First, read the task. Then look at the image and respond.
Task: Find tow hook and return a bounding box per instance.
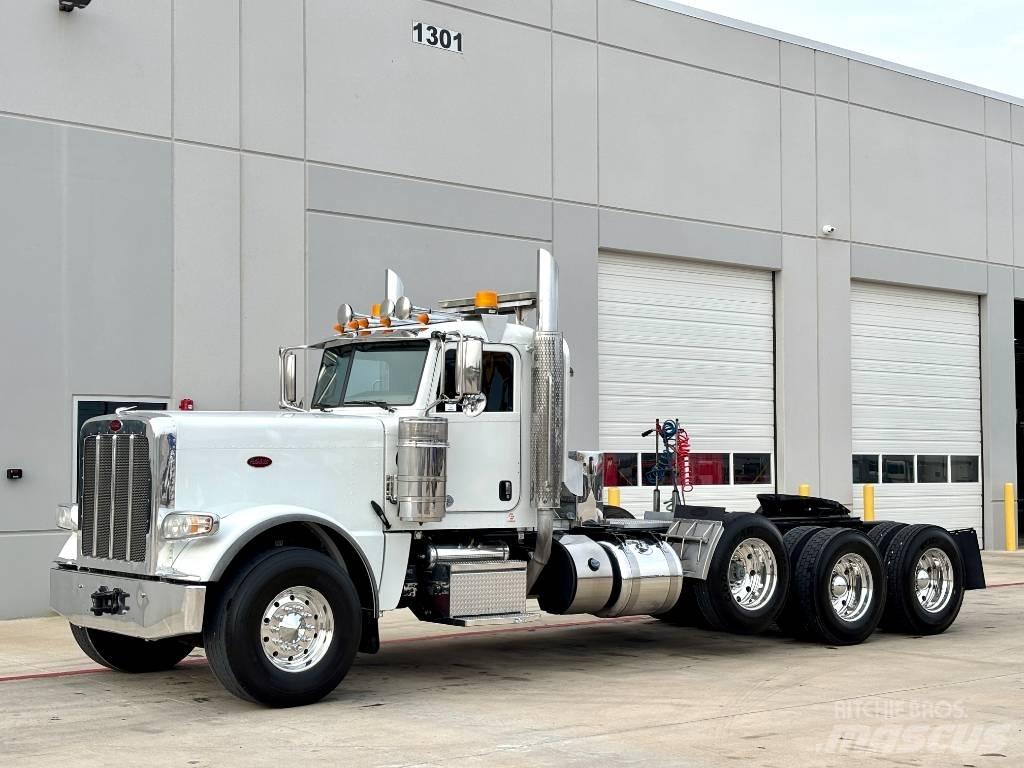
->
[90,586,129,616]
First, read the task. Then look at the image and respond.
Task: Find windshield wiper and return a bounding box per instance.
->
[343,400,396,413]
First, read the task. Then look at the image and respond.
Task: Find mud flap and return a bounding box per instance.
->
[949,528,986,590]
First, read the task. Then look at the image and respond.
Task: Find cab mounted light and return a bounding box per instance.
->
[475,290,499,309]
[56,504,78,532]
[162,513,219,540]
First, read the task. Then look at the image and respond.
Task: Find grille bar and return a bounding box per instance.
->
[79,431,152,563]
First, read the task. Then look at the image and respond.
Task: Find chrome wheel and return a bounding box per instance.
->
[829,553,874,623]
[727,537,779,611]
[260,586,334,673]
[915,547,955,614]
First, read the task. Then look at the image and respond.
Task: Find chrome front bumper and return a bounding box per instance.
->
[50,566,206,639]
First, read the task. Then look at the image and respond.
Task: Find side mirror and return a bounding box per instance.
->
[456,337,483,398]
[283,351,298,405]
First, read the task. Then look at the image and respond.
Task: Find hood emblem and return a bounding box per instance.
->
[247,456,273,468]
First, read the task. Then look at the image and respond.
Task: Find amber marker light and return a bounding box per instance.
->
[371,303,382,317]
[332,323,343,334]
[357,318,369,328]
[475,290,499,309]
[380,316,392,327]
[417,313,430,324]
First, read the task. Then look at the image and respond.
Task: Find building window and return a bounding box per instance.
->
[951,455,980,483]
[603,453,638,487]
[917,455,948,483]
[733,453,771,485]
[690,453,731,486]
[852,455,879,484]
[881,455,914,483]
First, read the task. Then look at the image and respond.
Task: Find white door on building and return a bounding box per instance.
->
[597,252,776,516]
[850,282,983,542]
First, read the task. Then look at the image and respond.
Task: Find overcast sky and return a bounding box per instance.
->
[676,0,1024,99]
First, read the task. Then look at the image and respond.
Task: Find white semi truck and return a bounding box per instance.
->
[51,250,985,707]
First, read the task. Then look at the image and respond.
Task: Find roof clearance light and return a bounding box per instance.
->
[417,313,430,325]
[332,323,343,334]
[475,290,499,309]
[357,318,369,329]
[371,303,382,317]
[381,317,392,327]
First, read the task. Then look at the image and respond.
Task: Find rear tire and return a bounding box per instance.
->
[880,524,965,635]
[867,521,907,557]
[692,514,789,634]
[774,525,822,636]
[203,547,362,707]
[69,624,194,672]
[790,528,885,645]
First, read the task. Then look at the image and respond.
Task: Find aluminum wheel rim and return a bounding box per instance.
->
[727,538,779,611]
[260,586,334,673]
[829,553,874,623]
[915,547,955,614]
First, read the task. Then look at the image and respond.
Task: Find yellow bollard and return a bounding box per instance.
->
[606,487,621,508]
[1005,483,1017,552]
[798,484,810,497]
[863,484,875,522]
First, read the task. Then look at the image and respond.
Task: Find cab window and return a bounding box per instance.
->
[440,349,515,412]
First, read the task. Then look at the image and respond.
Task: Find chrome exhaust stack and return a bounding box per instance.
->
[528,248,564,590]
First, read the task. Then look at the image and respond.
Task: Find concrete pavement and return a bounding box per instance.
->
[1,553,1023,767]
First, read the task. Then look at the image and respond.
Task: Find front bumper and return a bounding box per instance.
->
[50,566,206,639]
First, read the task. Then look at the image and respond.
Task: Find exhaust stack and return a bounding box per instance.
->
[528,248,564,589]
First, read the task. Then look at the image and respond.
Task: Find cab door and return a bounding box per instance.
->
[437,344,521,513]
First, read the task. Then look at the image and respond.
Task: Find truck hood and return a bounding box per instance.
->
[161,410,390,516]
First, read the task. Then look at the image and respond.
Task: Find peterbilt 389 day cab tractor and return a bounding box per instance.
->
[51,250,985,707]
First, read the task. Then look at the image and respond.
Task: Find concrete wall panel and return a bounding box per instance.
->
[307,164,552,241]
[849,106,986,259]
[1015,145,1024,268]
[780,42,814,94]
[599,0,780,85]
[850,244,988,295]
[599,46,781,230]
[553,35,598,204]
[816,239,852,505]
[775,236,819,494]
[815,51,848,101]
[0,117,68,534]
[241,0,304,158]
[173,144,240,410]
[553,0,597,39]
[985,98,1012,141]
[436,0,550,28]
[173,0,239,146]
[849,61,984,134]
[306,0,551,196]
[66,129,174,398]
[598,209,782,270]
[816,97,850,238]
[0,0,172,136]
[0,532,68,619]
[241,156,306,410]
[987,139,1014,265]
[781,90,816,236]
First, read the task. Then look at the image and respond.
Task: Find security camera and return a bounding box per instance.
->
[59,0,91,11]
[821,224,836,236]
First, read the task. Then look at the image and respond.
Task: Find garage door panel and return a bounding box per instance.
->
[600,252,775,513]
[851,281,982,539]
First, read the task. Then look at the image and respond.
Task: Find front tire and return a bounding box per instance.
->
[692,514,790,634]
[69,624,194,672]
[203,547,362,707]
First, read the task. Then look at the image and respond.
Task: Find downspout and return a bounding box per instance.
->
[528,248,564,590]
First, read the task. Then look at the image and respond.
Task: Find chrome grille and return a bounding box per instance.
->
[80,434,152,562]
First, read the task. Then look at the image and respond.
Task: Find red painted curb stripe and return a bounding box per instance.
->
[986,580,1024,589]
[0,615,648,685]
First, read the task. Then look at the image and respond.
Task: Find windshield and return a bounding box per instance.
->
[311,341,430,408]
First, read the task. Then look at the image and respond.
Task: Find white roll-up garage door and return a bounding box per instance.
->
[850,282,982,542]
[598,252,775,516]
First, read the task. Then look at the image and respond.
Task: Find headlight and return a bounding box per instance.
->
[161,513,219,540]
[56,503,78,532]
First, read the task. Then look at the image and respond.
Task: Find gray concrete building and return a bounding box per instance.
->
[2,0,1023,618]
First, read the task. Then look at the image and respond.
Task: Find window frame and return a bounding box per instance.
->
[603,450,771,488]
